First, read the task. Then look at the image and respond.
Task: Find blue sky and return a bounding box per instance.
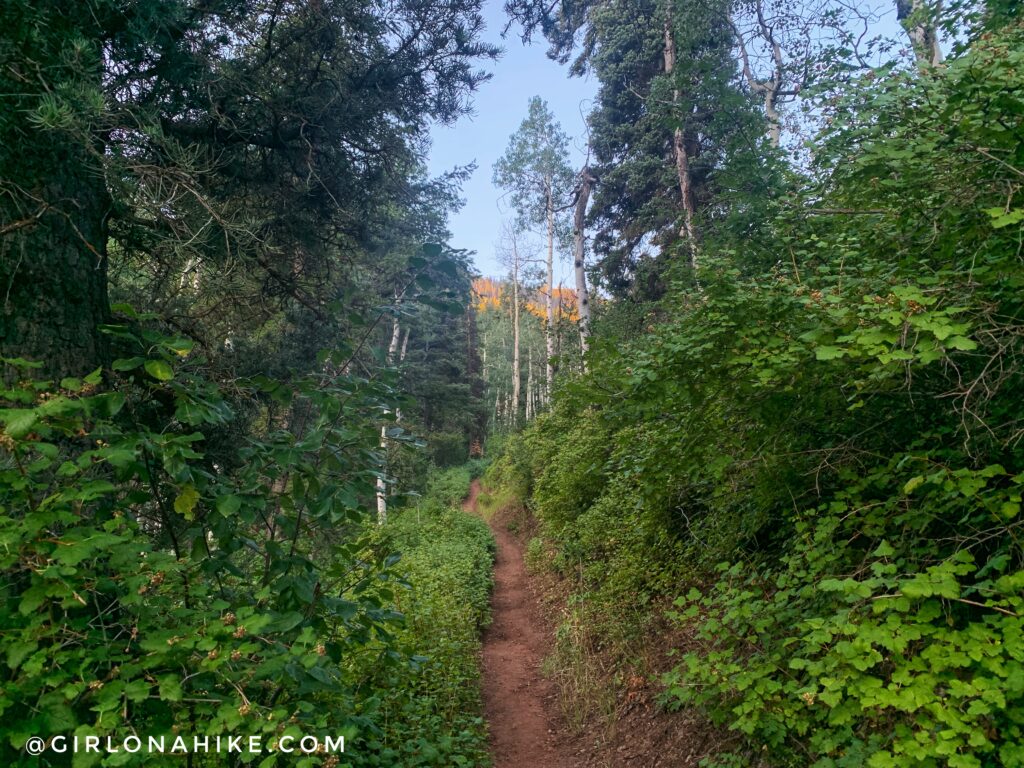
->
[426,0,597,280]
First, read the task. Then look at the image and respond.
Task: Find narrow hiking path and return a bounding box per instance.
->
[464,480,582,768]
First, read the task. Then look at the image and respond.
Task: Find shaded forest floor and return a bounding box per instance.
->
[466,480,715,768]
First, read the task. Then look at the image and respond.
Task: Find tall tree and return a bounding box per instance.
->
[0,2,111,376]
[497,222,531,426]
[1,0,496,379]
[505,0,745,297]
[493,97,574,388]
[573,165,595,356]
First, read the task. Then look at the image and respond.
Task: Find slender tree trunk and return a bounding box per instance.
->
[545,179,556,388]
[897,0,944,66]
[573,167,594,361]
[376,314,403,524]
[1,149,110,379]
[400,327,410,363]
[526,346,533,421]
[764,89,781,148]
[663,10,699,270]
[511,249,521,427]
[555,292,563,369]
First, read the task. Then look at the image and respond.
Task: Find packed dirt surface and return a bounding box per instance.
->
[464,480,582,768]
[465,480,718,768]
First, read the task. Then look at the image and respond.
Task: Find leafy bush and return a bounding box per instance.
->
[353,474,495,767]
[0,336,405,767]
[0,331,493,768]
[498,21,1024,768]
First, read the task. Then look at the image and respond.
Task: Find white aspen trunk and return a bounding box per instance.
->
[545,179,556,388]
[180,256,201,292]
[765,93,781,148]
[732,1,785,148]
[573,168,594,361]
[555,290,563,370]
[663,11,699,270]
[512,245,521,427]
[395,328,410,424]
[526,346,534,421]
[376,315,402,524]
[376,424,388,523]
[399,327,410,363]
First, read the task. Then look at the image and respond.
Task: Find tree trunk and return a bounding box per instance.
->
[573,167,594,361]
[897,0,944,66]
[376,314,402,524]
[511,250,521,427]
[525,346,533,422]
[663,11,699,270]
[1,148,110,379]
[545,179,556,388]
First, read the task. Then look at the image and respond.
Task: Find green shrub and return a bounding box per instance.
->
[351,471,495,767]
[496,22,1024,768]
[0,341,404,767]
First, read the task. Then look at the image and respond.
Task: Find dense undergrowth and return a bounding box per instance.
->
[0,333,493,767]
[354,465,495,767]
[486,22,1024,768]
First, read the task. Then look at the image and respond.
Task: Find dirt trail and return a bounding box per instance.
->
[463,480,581,768]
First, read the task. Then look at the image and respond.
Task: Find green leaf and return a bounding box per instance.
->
[945,336,977,351]
[144,359,174,381]
[0,408,38,438]
[904,476,925,494]
[158,675,183,702]
[984,207,1024,228]
[6,640,37,670]
[174,484,200,520]
[216,494,242,516]
[815,346,845,361]
[873,540,896,557]
[112,357,145,371]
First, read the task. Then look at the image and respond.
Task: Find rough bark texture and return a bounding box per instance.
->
[663,13,699,269]
[1,147,110,378]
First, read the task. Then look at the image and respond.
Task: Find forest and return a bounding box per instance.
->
[1,0,1022,766]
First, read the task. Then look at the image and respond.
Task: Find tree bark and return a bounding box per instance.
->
[545,179,556,388]
[1,148,110,379]
[525,346,533,422]
[573,167,594,360]
[897,0,944,66]
[376,313,402,524]
[663,10,699,269]
[512,253,521,427]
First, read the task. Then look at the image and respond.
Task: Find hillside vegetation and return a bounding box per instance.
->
[485,16,1024,768]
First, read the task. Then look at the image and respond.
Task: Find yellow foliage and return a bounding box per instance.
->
[473,278,580,323]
